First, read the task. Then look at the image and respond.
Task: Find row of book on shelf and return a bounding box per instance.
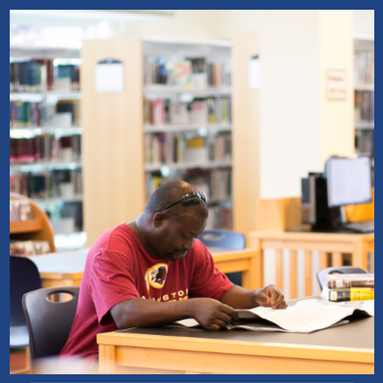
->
[322,273,374,302]
[10,199,52,255]
[10,60,80,92]
[143,56,231,88]
[10,169,83,200]
[10,100,81,127]
[145,169,232,229]
[354,51,374,85]
[354,90,374,123]
[144,96,231,126]
[145,169,232,202]
[205,205,232,230]
[10,135,81,164]
[10,199,33,221]
[355,130,374,156]
[145,133,232,165]
[11,240,51,257]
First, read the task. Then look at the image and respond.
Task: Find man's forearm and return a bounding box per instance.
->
[220,285,259,309]
[110,298,195,329]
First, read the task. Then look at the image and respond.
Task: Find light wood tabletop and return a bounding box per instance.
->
[28,249,88,288]
[97,298,374,375]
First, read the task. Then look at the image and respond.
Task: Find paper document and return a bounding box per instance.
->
[175,299,373,333]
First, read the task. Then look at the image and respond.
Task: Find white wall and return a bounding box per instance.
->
[217,10,260,39]
[259,10,322,199]
[118,10,222,40]
[319,10,354,166]
[353,10,374,38]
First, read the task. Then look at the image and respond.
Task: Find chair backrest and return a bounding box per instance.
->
[10,255,42,327]
[316,266,369,290]
[22,286,80,365]
[197,229,246,250]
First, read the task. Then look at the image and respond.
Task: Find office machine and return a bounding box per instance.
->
[301,157,373,232]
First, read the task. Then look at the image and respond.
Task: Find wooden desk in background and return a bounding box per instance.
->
[28,249,88,288]
[97,300,374,375]
[28,247,260,290]
[249,230,374,298]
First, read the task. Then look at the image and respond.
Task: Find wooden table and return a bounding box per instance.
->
[249,230,374,298]
[28,249,88,288]
[97,300,374,374]
[208,247,259,290]
[28,247,260,290]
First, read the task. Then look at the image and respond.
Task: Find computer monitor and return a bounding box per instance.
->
[326,157,372,207]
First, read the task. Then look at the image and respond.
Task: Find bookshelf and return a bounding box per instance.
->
[10,218,43,234]
[10,46,84,237]
[81,36,233,246]
[10,192,56,252]
[353,37,374,183]
[142,38,232,229]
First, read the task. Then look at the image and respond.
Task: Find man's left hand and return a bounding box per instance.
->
[254,285,287,309]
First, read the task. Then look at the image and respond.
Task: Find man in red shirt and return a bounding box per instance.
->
[60,180,286,371]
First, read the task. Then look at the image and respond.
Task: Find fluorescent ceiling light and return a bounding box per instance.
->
[10,10,173,26]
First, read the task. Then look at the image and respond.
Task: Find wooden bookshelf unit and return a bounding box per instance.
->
[10,219,43,234]
[10,192,56,252]
[81,36,233,246]
[10,46,84,237]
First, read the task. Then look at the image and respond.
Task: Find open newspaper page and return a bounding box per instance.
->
[175,299,374,333]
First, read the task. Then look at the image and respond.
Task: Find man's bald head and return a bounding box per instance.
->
[144,180,208,219]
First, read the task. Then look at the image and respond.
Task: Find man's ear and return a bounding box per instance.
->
[153,212,165,228]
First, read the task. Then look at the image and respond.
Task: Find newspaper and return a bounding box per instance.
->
[175,299,374,333]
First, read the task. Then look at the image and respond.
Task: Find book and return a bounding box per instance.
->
[10,240,51,256]
[189,100,208,124]
[10,133,81,164]
[325,287,374,302]
[327,273,374,288]
[169,103,189,124]
[10,199,34,221]
[173,61,192,87]
[175,299,374,333]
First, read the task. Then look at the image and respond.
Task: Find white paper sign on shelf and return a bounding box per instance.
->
[326,69,347,100]
[248,55,261,89]
[95,59,124,93]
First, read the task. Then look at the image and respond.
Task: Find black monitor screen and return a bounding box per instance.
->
[326,157,372,207]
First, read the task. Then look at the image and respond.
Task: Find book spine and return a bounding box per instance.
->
[328,287,374,302]
[328,279,374,288]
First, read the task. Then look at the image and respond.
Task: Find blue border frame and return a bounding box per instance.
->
[3,2,380,383]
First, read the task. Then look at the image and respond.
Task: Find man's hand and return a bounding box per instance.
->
[111,297,239,331]
[188,298,239,330]
[254,285,287,309]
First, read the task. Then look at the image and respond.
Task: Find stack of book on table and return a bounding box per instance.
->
[321,273,374,302]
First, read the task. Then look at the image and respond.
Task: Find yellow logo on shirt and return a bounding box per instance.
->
[145,263,168,289]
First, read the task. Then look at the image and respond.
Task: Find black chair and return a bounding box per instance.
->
[316,266,369,290]
[10,255,42,373]
[197,229,246,286]
[22,286,80,372]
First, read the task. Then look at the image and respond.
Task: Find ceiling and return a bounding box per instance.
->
[10,10,173,27]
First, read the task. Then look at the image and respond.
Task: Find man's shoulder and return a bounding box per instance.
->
[188,239,211,260]
[88,223,136,256]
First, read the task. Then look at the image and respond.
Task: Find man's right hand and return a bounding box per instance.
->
[111,297,238,331]
[187,298,238,330]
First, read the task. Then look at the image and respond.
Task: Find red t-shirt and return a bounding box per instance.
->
[60,223,233,363]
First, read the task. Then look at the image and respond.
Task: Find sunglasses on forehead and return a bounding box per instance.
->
[159,191,208,213]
